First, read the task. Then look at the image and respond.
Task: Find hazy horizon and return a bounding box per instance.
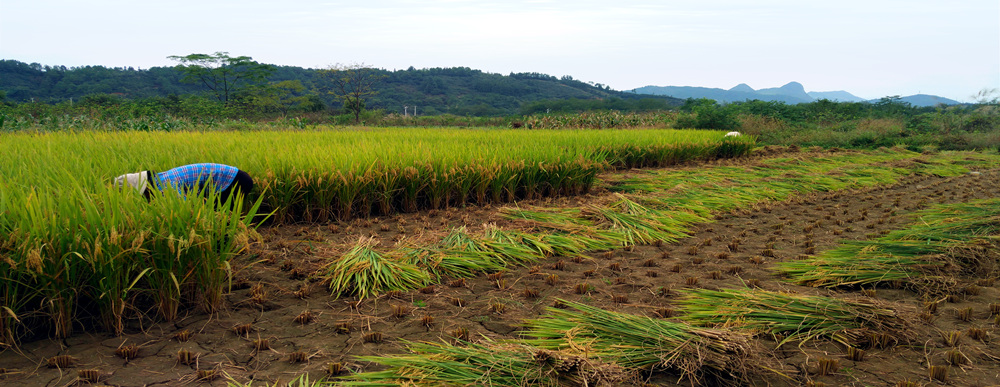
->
[2,1,997,102]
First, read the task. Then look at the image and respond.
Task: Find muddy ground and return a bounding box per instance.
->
[2,149,999,386]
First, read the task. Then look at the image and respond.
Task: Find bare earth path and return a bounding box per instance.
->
[2,149,999,386]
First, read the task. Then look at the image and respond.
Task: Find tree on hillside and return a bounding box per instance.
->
[239,80,325,115]
[973,88,999,105]
[168,52,275,103]
[319,63,385,123]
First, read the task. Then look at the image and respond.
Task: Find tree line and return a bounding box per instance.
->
[2,53,997,153]
[0,54,660,119]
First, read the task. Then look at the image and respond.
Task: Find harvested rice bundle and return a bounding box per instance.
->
[777,248,928,288]
[583,194,694,246]
[523,299,756,385]
[401,227,520,280]
[342,339,634,387]
[678,288,906,347]
[323,237,430,299]
[779,198,1000,289]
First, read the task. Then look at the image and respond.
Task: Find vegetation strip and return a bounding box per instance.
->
[676,288,906,347]
[322,237,431,300]
[319,149,1000,299]
[1,129,752,222]
[339,300,753,386]
[777,198,1000,289]
[0,128,748,346]
[340,339,631,387]
[522,300,754,383]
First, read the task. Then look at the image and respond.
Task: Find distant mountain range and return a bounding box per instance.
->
[633,82,961,107]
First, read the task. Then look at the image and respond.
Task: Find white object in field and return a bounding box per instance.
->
[724,131,741,137]
[115,172,149,194]
[969,171,981,176]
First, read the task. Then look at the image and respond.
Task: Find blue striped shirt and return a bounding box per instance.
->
[156,163,238,192]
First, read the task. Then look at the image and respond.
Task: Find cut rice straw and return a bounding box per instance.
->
[779,198,1000,288]
[677,288,906,347]
[523,299,755,385]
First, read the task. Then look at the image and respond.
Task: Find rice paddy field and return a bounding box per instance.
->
[1,126,999,387]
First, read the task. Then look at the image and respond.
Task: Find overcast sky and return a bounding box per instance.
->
[2,0,997,102]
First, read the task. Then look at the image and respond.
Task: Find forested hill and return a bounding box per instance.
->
[0,60,682,116]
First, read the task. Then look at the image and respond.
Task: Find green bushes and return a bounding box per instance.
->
[666,98,1000,151]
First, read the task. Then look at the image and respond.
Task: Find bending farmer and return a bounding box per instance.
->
[115,163,254,204]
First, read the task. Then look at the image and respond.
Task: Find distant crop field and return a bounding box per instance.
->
[0,126,750,345]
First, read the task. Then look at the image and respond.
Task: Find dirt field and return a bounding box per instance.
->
[2,149,999,386]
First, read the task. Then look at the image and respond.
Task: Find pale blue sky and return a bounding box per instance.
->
[1,0,997,101]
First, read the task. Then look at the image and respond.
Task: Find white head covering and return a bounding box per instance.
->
[114,171,149,195]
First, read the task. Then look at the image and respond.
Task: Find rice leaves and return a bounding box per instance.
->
[584,194,695,246]
[342,300,758,386]
[777,251,926,288]
[779,198,1000,288]
[341,339,633,387]
[677,288,906,347]
[523,299,753,384]
[323,237,430,299]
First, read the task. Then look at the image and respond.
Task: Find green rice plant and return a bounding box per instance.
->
[137,184,259,320]
[714,136,758,158]
[332,170,370,219]
[70,187,152,335]
[0,234,31,347]
[370,164,403,215]
[258,167,307,224]
[523,299,753,384]
[450,165,476,206]
[0,168,259,341]
[677,288,905,347]
[493,162,522,203]
[323,237,430,299]
[397,166,424,213]
[424,166,456,210]
[3,127,751,225]
[469,165,494,204]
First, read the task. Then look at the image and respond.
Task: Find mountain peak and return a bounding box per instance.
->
[633,81,958,106]
[729,83,755,93]
[808,91,866,102]
[754,81,812,103]
[778,81,805,93]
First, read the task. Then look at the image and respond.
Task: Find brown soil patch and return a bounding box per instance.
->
[3,151,999,386]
